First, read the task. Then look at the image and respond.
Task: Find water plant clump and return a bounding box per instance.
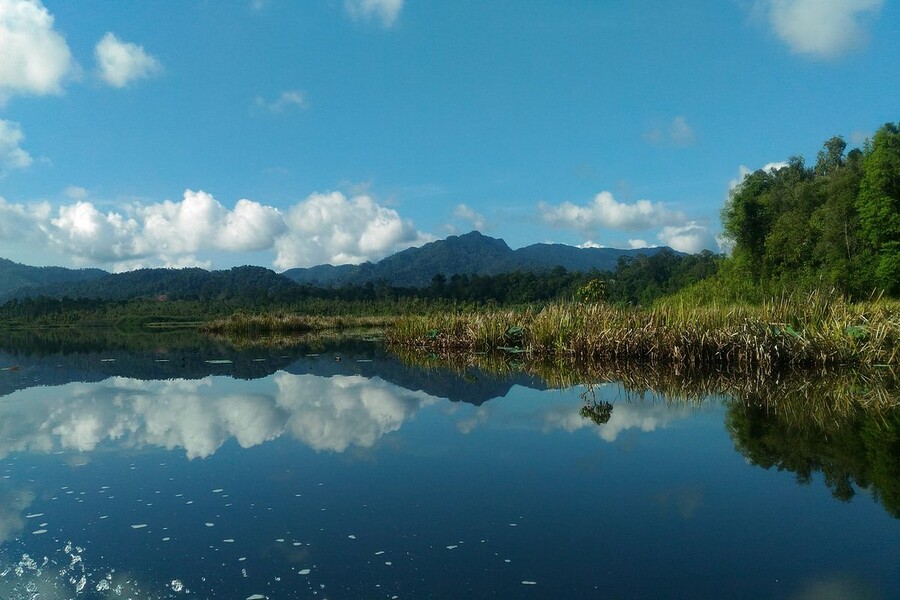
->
[386,291,899,370]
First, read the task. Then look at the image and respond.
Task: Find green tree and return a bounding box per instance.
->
[857,123,900,294]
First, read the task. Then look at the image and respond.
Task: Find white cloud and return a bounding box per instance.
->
[254,90,308,112]
[540,191,687,232]
[64,185,88,199]
[668,116,695,145]
[44,190,287,269]
[763,0,883,58]
[453,203,487,231]
[0,195,45,242]
[94,32,161,88]
[645,116,696,147]
[628,239,649,249]
[0,0,75,104]
[656,221,716,253]
[344,0,403,27]
[274,191,429,268]
[578,240,604,249]
[729,161,789,190]
[0,118,32,172]
[3,188,431,270]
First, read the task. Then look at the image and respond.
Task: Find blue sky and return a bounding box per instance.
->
[0,0,897,271]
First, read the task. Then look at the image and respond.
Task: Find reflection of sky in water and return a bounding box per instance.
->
[0,372,896,598]
[0,374,437,459]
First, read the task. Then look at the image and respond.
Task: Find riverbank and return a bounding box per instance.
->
[385,293,899,370]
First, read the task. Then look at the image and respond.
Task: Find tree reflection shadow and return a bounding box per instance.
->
[396,348,900,518]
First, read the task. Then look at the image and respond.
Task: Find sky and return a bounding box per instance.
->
[0,0,897,271]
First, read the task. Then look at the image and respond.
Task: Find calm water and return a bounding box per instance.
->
[0,338,897,599]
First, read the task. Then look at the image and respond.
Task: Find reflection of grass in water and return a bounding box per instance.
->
[203,328,385,351]
[394,347,900,415]
[0,327,209,355]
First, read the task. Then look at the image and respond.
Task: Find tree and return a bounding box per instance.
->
[857,123,900,294]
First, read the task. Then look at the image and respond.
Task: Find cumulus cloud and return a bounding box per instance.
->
[762,0,883,58]
[0,0,75,103]
[254,90,308,112]
[0,195,47,241]
[540,191,687,232]
[645,116,696,147]
[656,221,717,253]
[578,240,604,249]
[274,191,429,268]
[94,32,161,88]
[729,161,789,190]
[344,0,403,27]
[0,118,32,172]
[453,203,487,231]
[628,239,650,249]
[4,188,428,270]
[41,189,288,269]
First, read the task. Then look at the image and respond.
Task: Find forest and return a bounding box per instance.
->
[716,122,899,299]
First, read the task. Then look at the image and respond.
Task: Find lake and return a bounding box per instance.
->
[0,336,897,599]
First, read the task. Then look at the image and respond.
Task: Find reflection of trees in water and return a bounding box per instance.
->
[399,349,900,518]
[727,402,900,518]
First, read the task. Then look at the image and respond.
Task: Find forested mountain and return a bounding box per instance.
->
[1,266,299,303]
[0,258,107,298]
[1,232,678,302]
[282,231,677,287]
[720,122,900,297]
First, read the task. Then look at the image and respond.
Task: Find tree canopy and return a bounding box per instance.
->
[720,123,900,298]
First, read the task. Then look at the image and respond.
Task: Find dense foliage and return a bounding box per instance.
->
[720,122,900,298]
[0,249,721,328]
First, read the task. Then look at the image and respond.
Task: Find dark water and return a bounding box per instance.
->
[0,338,897,599]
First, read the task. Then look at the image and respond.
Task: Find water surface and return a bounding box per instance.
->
[0,339,897,598]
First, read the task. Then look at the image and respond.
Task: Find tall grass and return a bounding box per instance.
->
[201,312,398,336]
[387,291,899,369]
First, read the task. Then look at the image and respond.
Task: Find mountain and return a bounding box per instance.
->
[0,232,681,301]
[283,231,678,287]
[0,265,298,302]
[0,258,107,299]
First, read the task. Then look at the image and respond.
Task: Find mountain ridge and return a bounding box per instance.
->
[1,231,681,300]
[282,231,678,287]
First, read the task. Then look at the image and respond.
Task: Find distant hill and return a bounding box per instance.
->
[0,232,680,301]
[1,265,299,302]
[0,258,107,299]
[283,231,677,287]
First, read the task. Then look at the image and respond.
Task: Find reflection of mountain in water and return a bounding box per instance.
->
[0,337,548,404]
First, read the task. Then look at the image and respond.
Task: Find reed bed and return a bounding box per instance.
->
[201,312,398,336]
[386,292,900,370]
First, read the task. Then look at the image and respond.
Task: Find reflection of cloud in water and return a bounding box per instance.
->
[0,488,34,544]
[541,402,688,442]
[790,573,881,600]
[655,485,704,519]
[0,375,436,459]
[276,374,435,452]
